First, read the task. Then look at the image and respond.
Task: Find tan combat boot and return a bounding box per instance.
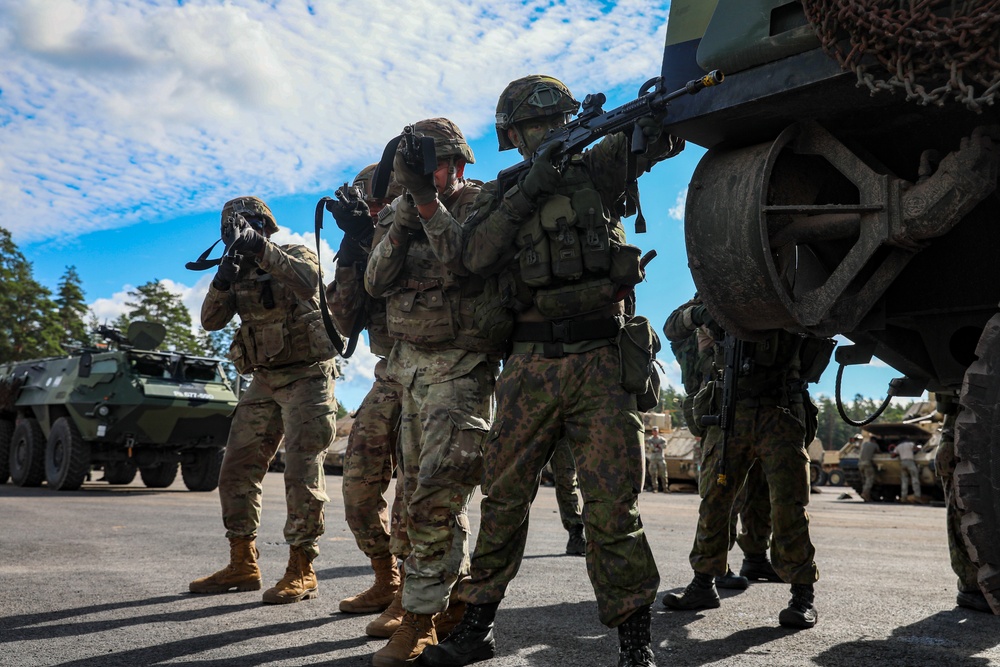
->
[189,537,261,594]
[340,556,400,613]
[434,599,466,640]
[366,563,406,637]
[262,545,318,604]
[371,611,437,667]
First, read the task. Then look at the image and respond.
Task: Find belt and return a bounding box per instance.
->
[399,278,443,291]
[511,317,622,344]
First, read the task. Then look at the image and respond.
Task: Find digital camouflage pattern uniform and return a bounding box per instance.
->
[454,126,680,629]
[687,329,824,586]
[201,213,336,560]
[366,170,501,617]
[663,299,771,562]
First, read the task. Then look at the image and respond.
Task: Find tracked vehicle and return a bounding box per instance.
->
[0,322,236,492]
[661,0,1000,610]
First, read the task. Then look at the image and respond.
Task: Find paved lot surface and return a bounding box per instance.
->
[1,474,998,666]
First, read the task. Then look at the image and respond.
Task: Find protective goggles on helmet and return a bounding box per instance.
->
[496,83,569,128]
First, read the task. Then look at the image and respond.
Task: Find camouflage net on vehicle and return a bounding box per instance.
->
[802,0,1000,111]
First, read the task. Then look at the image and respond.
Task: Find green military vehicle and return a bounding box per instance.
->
[661,1,1000,609]
[0,322,237,492]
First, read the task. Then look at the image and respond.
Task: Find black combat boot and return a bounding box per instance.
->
[740,553,783,582]
[714,567,749,590]
[778,583,817,628]
[957,589,992,613]
[661,572,720,610]
[565,525,586,556]
[617,605,656,667]
[417,601,500,666]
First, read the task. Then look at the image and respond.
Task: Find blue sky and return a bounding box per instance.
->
[1,0,899,411]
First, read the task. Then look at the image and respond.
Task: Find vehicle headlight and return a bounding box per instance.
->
[96,404,111,417]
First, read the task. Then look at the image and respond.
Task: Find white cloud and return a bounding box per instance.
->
[658,357,682,392]
[0,0,669,243]
[668,187,687,221]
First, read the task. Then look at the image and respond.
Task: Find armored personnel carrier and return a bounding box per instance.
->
[839,422,941,502]
[0,322,237,492]
[661,1,1000,609]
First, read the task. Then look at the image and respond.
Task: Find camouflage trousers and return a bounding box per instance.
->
[398,362,495,615]
[900,459,921,499]
[935,413,979,590]
[727,459,772,557]
[219,364,336,560]
[690,401,817,584]
[549,439,583,531]
[457,345,659,628]
[343,358,406,561]
[648,458,668,492]
[858,461,876,498]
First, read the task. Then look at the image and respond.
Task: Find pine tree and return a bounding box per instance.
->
[56,266,89,347]
[123,280,206,354]
[0,227,65,361]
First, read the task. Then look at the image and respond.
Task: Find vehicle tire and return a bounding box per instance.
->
[956,312,1000,612]
[809,462,822,486]
[182,448,223,492]
[0,419,14,484]
[103,460,138,485]
[827,469,846,487]
[139,462,178,489]
[9,419,45,487]
[45,417,91,491]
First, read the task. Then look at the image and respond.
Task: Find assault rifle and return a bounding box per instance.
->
[371,124,437,200]
[495,70,724,202]
[700,333,743,487]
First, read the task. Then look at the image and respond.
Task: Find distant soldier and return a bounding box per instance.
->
[365,118,505,666]
[646,427,668,493]
[326,165,409,636]
[857,435,877,502]
[935,393,992,613]
[893,438,922,502]
[421,74,683,667]
[191,196,337,605]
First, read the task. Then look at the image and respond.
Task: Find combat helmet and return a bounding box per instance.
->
[411,118,475,165]
[354,163,403,203]
[221,196,278,234]
[495,75,580,151]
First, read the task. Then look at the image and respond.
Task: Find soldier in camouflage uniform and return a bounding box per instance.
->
[934,393,992,613]
[365,118,506,667]
[645,427,668,493]
[549,439,586,555]
[326,165,410,634]
[420,75,683,667]
[190,196,337,605]
[661,315,831,630]
[664,297,780,591]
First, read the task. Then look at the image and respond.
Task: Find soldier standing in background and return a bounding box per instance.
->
[662,315,831,630]
[420,74,683,667]
[190,196,337,605]
[365,118,506,667]
[857,435,877,502]
[893,438,922,502]
[934,393,992,613]
[663,298,777,592]
[645,427,668,493]
[326,165,409,636]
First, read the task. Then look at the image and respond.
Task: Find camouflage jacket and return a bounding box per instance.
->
[327,253,393,358]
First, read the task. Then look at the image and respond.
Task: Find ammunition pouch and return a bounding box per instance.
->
[534,278,616,319]
[799,336,836,384]
[803,390,819,445]
[229,334,253,375]
[691,380,716,438]
[616,315,661,412]
[386,285,456,345]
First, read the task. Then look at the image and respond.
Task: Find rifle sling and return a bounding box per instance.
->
[314,198,348,358]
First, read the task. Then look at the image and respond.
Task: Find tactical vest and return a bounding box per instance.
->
[725,330,803,399]
[513,156,643,320]
[384,189,511,354]
[367,299,394,357]
[228,247,336,373]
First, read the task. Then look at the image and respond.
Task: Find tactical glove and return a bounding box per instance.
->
[636,116,663,142]
[327,196,372,241]
[520,143,561,202]
[690,304,712,327]
[213,255,240,291]
[224,214,266,254]
[337,235,368,266]
[393,150,437,206]
[394,197,422,231]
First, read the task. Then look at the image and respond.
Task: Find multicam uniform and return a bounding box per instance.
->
[454,127,678,630]
[201,228,336,560]
[365,178,503,618]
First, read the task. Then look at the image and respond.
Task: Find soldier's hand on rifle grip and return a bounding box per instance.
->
[393,148,437,206]
[327,196,372,241]
[394,197,422,231]
[520,143,562,203]
[213,255,240,291]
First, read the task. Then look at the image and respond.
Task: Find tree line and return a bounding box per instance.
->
[0,226,233,362]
